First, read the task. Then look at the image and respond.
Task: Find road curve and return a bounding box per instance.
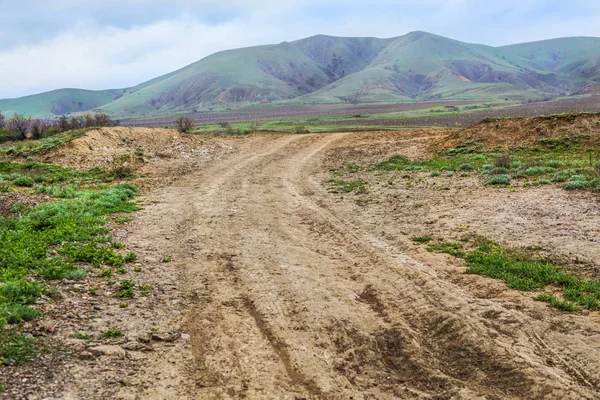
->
[128,132,600,400]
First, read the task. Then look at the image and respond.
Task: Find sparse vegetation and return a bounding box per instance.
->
[413,235,600,312]
[103,329,124,338]
[486,175,511,185]
[292,125,310,134]
[0,332,36,365]
[427,241,465,257]
[72,332,91,340]
[376,129,600,193]
[328,178,368,194]
[174,116,195,133]
[0,167,139,361]
[412,235,433,243]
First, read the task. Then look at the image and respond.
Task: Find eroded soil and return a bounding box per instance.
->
[5,128,600,399]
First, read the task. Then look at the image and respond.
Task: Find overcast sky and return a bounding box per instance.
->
[1,0,599,98]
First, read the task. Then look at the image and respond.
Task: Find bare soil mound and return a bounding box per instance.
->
[433,112,600,151]
[40,127,217,170]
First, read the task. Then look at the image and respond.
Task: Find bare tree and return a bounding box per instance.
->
[30,119,42,139]
[58,115,69,132]
[83,113,96,127]
[0,112,5,129]
[7,114,31,140]
[69,117,81,130]
[174,116,195,133]
[30,119,50,140]
[94,113,113,127]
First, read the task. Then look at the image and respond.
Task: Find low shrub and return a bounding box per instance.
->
[13,176,34,187]
[553,171,570,182]
[489,167,509,175]
[524,166,556,176]
[486,175,511,185]
[292,125,310,134]
[493,154,511,169]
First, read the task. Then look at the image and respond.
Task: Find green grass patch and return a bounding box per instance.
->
[466,239,600,311]
[103,329,124,338]
[412,235,433,243]
[533,295,577,312]
[0,129,89,157]
[427,241,466,257]
[115,280,136,298]
[0,161,115,193]
[0,332,37,365]
[0,181,139,362]
[72,332,91,340]
[328,178,368,194]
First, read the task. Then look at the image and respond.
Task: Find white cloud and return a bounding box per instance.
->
[0,0,599,98]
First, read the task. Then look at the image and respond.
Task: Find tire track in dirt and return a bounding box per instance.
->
[126,132,600,399]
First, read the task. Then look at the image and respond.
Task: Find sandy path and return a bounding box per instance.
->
[114,132,600,399]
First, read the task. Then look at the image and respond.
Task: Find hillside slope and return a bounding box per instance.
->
[2,32,600,118]
[0,89,126,118]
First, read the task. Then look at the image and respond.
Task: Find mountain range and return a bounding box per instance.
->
[2,31,600,118]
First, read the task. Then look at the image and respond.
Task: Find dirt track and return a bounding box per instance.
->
[58,131,600,399]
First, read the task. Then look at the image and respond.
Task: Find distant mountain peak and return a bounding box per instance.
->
[1,33,599,118]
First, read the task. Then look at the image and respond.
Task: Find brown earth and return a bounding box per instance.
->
[4,126,600,399]
[434,113,600,151]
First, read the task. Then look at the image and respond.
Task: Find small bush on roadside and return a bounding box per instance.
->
[564,176,589,190]
[493,154,511,169]
[292,125,310,134]
[174,116,195,133]
[486,175,511,185]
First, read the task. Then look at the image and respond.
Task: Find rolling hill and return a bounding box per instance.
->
[0,88,126,118]
[2,32,600,118]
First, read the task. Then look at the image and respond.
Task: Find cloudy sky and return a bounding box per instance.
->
[1,0,599,98]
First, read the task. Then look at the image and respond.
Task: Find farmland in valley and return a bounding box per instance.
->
[121,95,600,132]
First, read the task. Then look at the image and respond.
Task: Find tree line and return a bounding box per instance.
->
[0,112,119,143]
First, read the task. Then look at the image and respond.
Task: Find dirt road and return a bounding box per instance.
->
[72,131,600,399]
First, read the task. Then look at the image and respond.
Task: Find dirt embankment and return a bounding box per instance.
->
[40,127,240,190]
[433,113,600,151]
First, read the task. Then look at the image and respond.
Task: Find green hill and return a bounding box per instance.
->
[0,89,126,118]
[2,32,600,118]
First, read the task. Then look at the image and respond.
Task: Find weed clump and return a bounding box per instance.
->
[292,125,310,134]
[328,179,368,194]
[103,329,124,338]
[564,175,589,190]
[493,154,511,169]
[486,175,511,185]
[553,171,570,182]
[524,166,556,176]
[412,236,433,243]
